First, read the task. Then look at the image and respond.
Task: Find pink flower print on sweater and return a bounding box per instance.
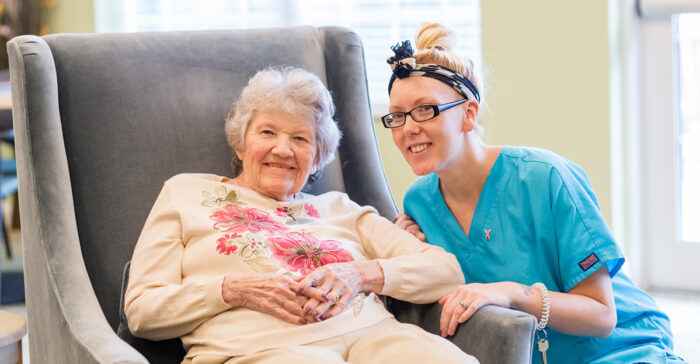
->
[216,233,241,255]
[275,206,293,218]
[273,203,320,223]
[268,231,353,274]
[304,204,320,218]
[210,204,287,234]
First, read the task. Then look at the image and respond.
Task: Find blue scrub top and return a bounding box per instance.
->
[404,146,682,364]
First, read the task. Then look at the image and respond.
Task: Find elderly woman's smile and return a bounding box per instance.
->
[234,110,318,202]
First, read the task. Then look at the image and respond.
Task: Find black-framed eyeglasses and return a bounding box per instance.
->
[381,99,467,128]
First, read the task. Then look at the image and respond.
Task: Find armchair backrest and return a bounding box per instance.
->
[9,27,396,362]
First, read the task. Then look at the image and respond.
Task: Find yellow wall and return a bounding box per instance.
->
[46,0,95,34]
[377,1,612,224]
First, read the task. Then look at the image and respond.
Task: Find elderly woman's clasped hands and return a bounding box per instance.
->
[221,261,383,325]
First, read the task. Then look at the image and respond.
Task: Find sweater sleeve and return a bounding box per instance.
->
[124,181,231,341]
[354,203,465,303]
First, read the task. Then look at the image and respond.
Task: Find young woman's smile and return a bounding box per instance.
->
[389,77,468,176]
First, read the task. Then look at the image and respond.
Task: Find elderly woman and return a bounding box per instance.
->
[124,67,476,364]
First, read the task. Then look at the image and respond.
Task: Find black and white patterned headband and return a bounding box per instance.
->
[387,40,480,104]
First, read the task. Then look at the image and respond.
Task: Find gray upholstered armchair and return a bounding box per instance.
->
[8,27,535,364]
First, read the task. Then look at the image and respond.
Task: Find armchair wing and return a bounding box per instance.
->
[8,35,147,364]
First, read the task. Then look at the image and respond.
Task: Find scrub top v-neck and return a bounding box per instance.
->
[413,150,506,284]
[403,146,683,364]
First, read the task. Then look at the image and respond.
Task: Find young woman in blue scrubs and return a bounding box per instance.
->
[384,23,683,364]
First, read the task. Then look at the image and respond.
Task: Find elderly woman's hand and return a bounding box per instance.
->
[222,272,310,325]
[295,261,384,322]
[394,213,426,242]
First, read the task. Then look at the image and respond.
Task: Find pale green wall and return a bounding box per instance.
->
[46,0,95,34]
[480,0,611,223]
[377,1,612,224]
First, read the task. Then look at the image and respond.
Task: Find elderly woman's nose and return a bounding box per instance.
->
[271,138,294,156]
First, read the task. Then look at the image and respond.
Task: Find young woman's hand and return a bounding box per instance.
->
[221,272,310,325]
[438,268,617,339]
[295,261,384,322]
[394,213,426,242]
[438,282,516,337]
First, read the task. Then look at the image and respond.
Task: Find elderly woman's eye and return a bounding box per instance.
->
[294,136,309,142]
[261,130,274,135]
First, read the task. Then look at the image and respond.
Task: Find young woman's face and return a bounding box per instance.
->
[235,110,318,201]
[388,77,469,176]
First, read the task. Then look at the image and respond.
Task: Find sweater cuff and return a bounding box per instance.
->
[203,275,231,312]
[376,259,400,296]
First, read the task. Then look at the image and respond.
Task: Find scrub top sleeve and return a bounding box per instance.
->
[403,190,425,230]
[403,176,429,219]
[403,175,444,241]
[549,167,624,293]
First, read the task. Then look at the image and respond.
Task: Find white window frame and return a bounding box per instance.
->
[613,0,700,290]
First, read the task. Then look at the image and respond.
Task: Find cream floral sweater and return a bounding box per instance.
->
[125,173,464,360]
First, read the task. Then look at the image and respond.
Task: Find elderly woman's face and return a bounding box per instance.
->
[235,110,318,201]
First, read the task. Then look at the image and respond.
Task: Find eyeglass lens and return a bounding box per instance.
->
[384,105,435,127]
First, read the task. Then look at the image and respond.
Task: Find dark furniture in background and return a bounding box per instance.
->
[8,27,535,363]
[0,68,21,305]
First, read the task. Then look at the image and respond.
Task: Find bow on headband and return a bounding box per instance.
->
[387,40,416,79]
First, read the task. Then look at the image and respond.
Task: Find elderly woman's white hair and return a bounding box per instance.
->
[225,67,341,183]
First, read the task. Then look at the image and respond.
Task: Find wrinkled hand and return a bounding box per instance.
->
[394,213,426,242]
[294,262,370,322]
[439,282,513,337]
[222,272,310,325]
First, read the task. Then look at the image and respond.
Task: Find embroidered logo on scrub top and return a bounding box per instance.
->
[579,253,599,271]
[484,229,492,241]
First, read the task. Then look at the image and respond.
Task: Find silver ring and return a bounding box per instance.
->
[459,301,468,310]
[327,293,337,303]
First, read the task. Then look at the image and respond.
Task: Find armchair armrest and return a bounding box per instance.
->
[386,298,536,364]
[21,246,147,364]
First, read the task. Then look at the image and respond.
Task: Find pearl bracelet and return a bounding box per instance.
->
[532,282,550,331]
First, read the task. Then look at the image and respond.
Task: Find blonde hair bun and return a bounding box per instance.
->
[415,22,456,52]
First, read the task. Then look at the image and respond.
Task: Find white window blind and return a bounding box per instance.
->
[94,0,482,114]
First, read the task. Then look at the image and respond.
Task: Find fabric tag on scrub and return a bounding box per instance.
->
[578,253,599,271]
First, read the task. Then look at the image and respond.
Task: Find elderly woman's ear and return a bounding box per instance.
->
[313,156,321,174]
